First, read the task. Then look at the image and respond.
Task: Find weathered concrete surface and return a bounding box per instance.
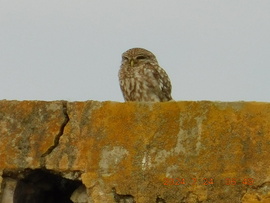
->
[0,100,270,202]
[0,100,67,169]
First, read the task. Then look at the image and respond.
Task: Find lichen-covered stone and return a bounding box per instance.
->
[0,100,66,169]
[0,100,270,202]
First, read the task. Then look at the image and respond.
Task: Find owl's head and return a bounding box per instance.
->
[121,48,158,67]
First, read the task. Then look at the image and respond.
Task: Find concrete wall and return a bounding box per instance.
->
[0,100,270,202]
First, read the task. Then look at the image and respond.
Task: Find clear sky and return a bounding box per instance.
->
[1,1,269,102]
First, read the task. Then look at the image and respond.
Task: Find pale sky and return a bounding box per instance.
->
[1,1,270,102]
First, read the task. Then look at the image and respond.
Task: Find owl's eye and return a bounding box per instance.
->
[122,56,129,61]
[136,56,147,60]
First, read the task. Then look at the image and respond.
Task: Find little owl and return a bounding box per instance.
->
[119,48,173,102]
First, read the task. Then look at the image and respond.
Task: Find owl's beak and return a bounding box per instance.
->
[130,59,134,67]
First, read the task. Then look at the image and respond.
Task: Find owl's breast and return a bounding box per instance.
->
[118,65,161,101]
[119,66,135,79]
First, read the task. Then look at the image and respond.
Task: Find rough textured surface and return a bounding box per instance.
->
[0,100,270,202]
[0,100,67,169]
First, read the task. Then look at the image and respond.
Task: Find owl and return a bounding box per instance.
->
[118,48,173,102]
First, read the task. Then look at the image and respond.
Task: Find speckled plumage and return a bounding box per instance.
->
[118,48,172,102]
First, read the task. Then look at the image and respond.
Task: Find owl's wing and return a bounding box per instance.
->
[146,64,173,101]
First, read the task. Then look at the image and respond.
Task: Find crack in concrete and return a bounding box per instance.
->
[40,101,69,167]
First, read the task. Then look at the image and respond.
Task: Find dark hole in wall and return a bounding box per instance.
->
[13,169,82,203]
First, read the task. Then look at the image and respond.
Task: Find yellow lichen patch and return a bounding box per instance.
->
[242,182,270,203]
[81,172,99,188]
